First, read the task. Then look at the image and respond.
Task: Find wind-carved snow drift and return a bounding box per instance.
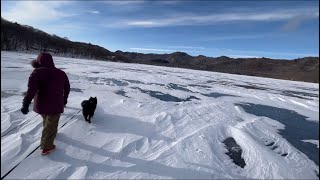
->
[1,51,319,179]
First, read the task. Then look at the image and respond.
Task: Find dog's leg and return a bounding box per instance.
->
[83,111,88,122]
[88,116,91,123]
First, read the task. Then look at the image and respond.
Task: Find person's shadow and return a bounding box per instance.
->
[48,106,214,179]
[50,133,214,179]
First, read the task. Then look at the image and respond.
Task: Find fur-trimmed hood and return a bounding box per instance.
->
[31,53,55,68]
[31,59,39,68]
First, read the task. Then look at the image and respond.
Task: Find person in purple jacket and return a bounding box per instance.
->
[21,52,70,155]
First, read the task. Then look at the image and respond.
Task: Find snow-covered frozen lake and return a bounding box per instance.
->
[1,51,319,179]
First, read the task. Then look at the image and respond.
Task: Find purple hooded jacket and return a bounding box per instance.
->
[23,53,70,114]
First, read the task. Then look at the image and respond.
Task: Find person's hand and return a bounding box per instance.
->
[21,98,31,115]
[21,106,29,114]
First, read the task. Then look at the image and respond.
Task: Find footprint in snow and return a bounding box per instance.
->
[88,130,96,136]
[265,140,288,157]
[195,148,206,158]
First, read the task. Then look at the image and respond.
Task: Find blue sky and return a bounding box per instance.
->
[1,0,319,59]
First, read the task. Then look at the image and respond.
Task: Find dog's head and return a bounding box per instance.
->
[89,97,97,105]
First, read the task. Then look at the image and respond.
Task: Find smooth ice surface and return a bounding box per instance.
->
[1,51,319,179]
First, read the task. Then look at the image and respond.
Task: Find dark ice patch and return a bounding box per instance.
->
[271,145,279,150]
[207,80,231,86]
[236,117,244,122]
[266,142,275,147]
[132,87,200,102]
[188,84,212,89]
[236,103,319,166]
[122,68,149,73]
[223,137,246,168]
[157,72,168,75]
[281,90,318,99]
[206,80,218,84]
[166,83,192,92]
[1,91,16,98]
[70,88,83,92]
[115,90,129,98]
[90,78,129,86]
[178,76,193,81]
[246,82,267,86]
[232,83,318,100]
[265,140,285,155]
[103,78,129,86]
[147,83,166,87]
[4,67,21,69]
[87,77,100,82]
[295,86,319,92]
[234,84,271,91]
[201,92,239,98]
[91,71,101,74]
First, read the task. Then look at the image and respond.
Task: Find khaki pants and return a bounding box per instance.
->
[40,114,60,149]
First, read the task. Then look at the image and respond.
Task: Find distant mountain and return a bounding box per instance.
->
[115,52,319,83]
[1,17,319,83]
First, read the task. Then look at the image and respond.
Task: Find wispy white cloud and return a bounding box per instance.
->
[111,7,319,28]
[201,33,281,41]
[2,1,76,24]
[87,10,100,14]
[168,46,205,50]
[103,1,145,6]
[129,48,176,52]
[209,48,319,58]
[154,1,182,5]
[129,46,207,53]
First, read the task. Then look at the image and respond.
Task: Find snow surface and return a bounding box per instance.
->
[1,51,319,179]
[302,140,319,148]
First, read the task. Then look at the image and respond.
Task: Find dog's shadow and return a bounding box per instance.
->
[86,106,172,142]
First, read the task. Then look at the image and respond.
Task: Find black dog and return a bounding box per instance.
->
[81,97,97,123]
